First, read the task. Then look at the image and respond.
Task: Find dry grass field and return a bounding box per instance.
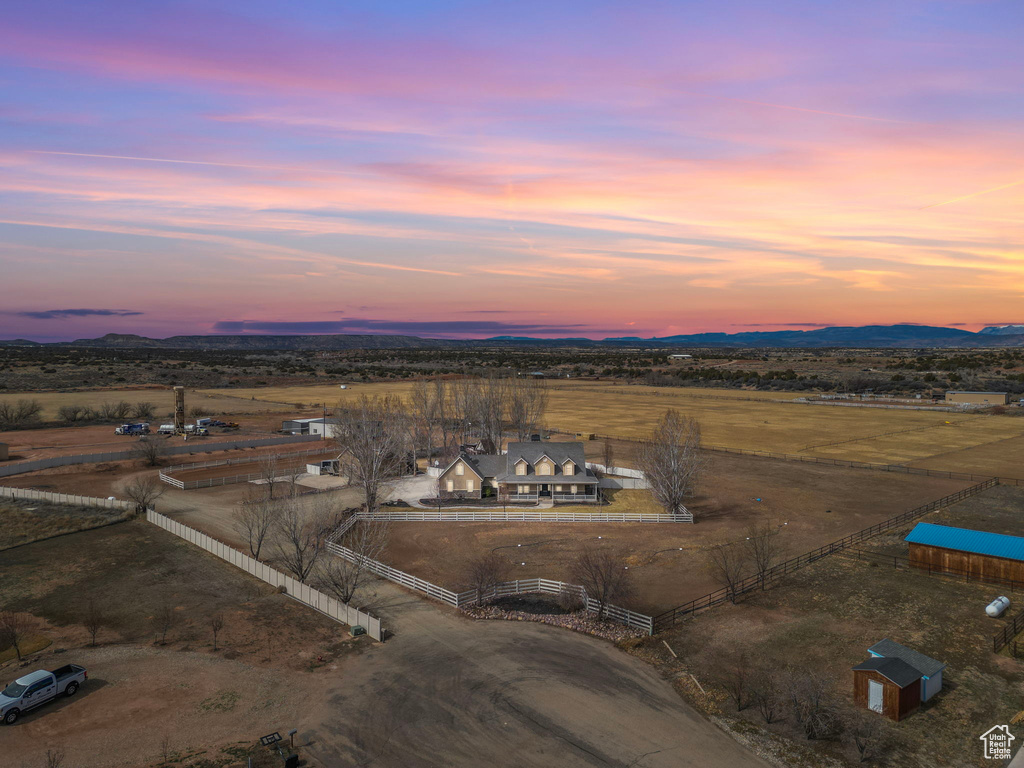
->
[202,380,1024,478]
[0,498,130,550]
[381,452,970,614]
[642,488,1024,768]
[0,388,294,422]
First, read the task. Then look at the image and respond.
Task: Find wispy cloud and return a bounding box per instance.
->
[211,318,596,337]
[16,308,143,319]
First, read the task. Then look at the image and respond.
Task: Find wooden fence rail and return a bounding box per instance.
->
[651,479,998,633]
[326,540,653,634]
[994,608,1024,654]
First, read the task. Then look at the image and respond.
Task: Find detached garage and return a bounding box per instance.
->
[906,523,1024,583]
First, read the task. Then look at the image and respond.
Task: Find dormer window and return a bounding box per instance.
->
[537,459,553,475]
[563,460,575,475]
[515,459,528,476]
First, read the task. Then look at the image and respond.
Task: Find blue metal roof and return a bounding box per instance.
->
[905,522,1024,562]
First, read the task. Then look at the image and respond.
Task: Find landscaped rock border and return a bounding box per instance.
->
[462,604,645,642]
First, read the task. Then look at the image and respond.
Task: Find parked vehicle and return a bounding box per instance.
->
[114,423,150,435]
[0,665,87,724]
[196,417,213,427]
[157,424,176,435]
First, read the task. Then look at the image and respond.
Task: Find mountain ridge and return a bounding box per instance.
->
[3,324,1024,349]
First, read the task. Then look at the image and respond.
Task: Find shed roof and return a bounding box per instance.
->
[905,522,1024,564]
[868,639,945,677]
[852,657,922,688]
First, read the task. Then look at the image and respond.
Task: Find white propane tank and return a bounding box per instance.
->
[987,596,1011,617]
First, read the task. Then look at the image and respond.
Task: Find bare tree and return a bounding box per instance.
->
[409,380,438,467]
[463,552,510,606]
[133,438,167,467]
[716,651,751,711]
[152,603,177,645]
[708,543,748,603]
[44,747,66,768]
[83,599,104,647]
[569,546,634,620]
[333,395,410,515]
[258,454,283,500]
[602,440,616,473]
[123,475,165,515]
[846,708,891,762]
[636,410,707,520]
[0,610,30,661]
[98,400,133,421]
[274,498,338,583]
[0,398,43,429]
[751,669,782,723]
[745,518,785,588]
[785,667,838,738]
[233,492,279,559]
[131,401,156,420]
[57,404,87,423]
[210,614,224,651]
[473,377,507,451]
[317,514,389,604]
[507,377,547,442]
[433,379,452,458]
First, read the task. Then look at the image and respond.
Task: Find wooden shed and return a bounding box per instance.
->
[852,657,922,721]
[906,523,1024,583]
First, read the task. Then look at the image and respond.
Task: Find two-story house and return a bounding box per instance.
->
[438,441,599,502]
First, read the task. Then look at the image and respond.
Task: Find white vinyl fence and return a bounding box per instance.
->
[146,510,381,640]
[0,434,323,479]
[326,537,653,634]
[359,508,689,523]
[0,486,135,512]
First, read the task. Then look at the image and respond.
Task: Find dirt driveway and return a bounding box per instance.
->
[302,579,771,768]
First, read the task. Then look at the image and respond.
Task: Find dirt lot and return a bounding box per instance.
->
[639,485,1024,768]
[1,518,773,768]
[0,497,130,550]
[168,450,340,486]
[379,452,971,614]
[0,520,369,768]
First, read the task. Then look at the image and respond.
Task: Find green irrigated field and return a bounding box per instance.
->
[200,380,1024,477]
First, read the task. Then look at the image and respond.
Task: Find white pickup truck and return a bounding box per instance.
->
[0,664,87,724]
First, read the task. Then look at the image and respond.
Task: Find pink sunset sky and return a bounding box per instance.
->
[1,0,1023,341]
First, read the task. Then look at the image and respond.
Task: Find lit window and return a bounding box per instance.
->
[456,463,464,476]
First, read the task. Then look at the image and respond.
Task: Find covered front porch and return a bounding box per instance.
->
[498,482,600,503]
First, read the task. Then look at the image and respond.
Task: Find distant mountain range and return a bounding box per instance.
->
[2,325,1024,350]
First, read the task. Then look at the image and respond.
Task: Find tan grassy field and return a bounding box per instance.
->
[202,380,1024,476]
[0,388,295,421]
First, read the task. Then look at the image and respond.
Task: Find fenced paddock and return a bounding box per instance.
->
[159,447,338,490]
[0,434,322,479]
[651,479,998,633]
[147,510,382,640]
[0,485,135,512]
[326,535,653,634]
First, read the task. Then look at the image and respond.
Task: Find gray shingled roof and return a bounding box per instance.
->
[868,639,945,677]
[505,441,586,469]
[852,657,922,688]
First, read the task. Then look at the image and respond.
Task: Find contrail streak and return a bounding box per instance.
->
[920,179,1024,209]
[29,150,366,176]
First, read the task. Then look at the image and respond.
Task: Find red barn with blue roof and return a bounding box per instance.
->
[906,522,1024,583]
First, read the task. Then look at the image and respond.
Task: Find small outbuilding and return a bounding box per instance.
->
[852,657,922,721]
[0,442,8,461]
[906,522,1024,583]
[853,639,945,721]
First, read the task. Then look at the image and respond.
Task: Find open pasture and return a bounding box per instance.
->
[202,380,1024,476]
[381,452,971,614]
[0,387,294,422]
